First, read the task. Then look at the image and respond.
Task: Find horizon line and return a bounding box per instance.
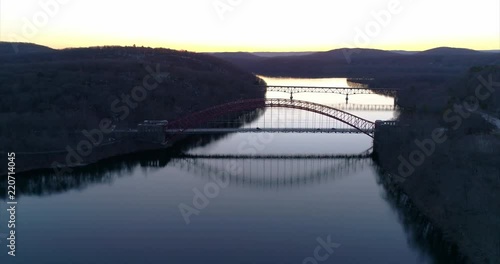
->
[2,41,500,54]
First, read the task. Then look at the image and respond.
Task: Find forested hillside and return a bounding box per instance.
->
[374,66,500,264]
[0,45,265,151]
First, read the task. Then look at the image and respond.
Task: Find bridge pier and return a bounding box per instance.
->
[345,94,349,104]
[373,120,406,158]
[290,92,293,100]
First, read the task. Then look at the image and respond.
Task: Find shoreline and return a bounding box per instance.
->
[374,131,500,264]
[379,171,469,263]
[1,132,234,177]
[380,171,470,263]
[0,141,171,177]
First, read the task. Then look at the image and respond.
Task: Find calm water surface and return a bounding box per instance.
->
[0,77,446,263]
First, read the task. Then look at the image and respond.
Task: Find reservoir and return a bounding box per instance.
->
[0,77,454,264]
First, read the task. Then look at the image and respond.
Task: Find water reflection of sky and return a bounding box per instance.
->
[260,76,396,106]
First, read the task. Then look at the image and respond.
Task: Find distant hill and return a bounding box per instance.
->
[419,47,482,56]
[481,50,500,53]
[252,52,314,57]
[297,48,400,62]
[212,48,400,62]
[211,47,500,90]
[0,42,54,55]
[390,50,418,55]
[208,52,263,61]
[212,48,492,59]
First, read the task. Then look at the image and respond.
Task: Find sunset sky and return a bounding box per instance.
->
[1,0,499,52]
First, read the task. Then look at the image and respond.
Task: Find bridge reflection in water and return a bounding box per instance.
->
[169,154,372,189]
[0,151,371,197]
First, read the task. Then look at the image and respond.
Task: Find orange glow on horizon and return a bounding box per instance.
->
[1,0,499,53]
[36,38,500,53]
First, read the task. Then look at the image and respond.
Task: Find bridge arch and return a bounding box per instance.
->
[165,98,375,141]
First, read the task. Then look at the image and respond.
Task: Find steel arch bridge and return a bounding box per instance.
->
[165,98,375,142]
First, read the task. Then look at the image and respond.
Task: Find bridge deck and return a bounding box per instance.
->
[165,128,373,134]
[176,153,371,159]
[265,85,400,95]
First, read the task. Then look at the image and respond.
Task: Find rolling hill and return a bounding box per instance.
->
[0,43,265,152]
[211,47,500,90]
[0,42,55,55]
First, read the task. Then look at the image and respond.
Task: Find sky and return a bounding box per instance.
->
[0,0,499,52]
